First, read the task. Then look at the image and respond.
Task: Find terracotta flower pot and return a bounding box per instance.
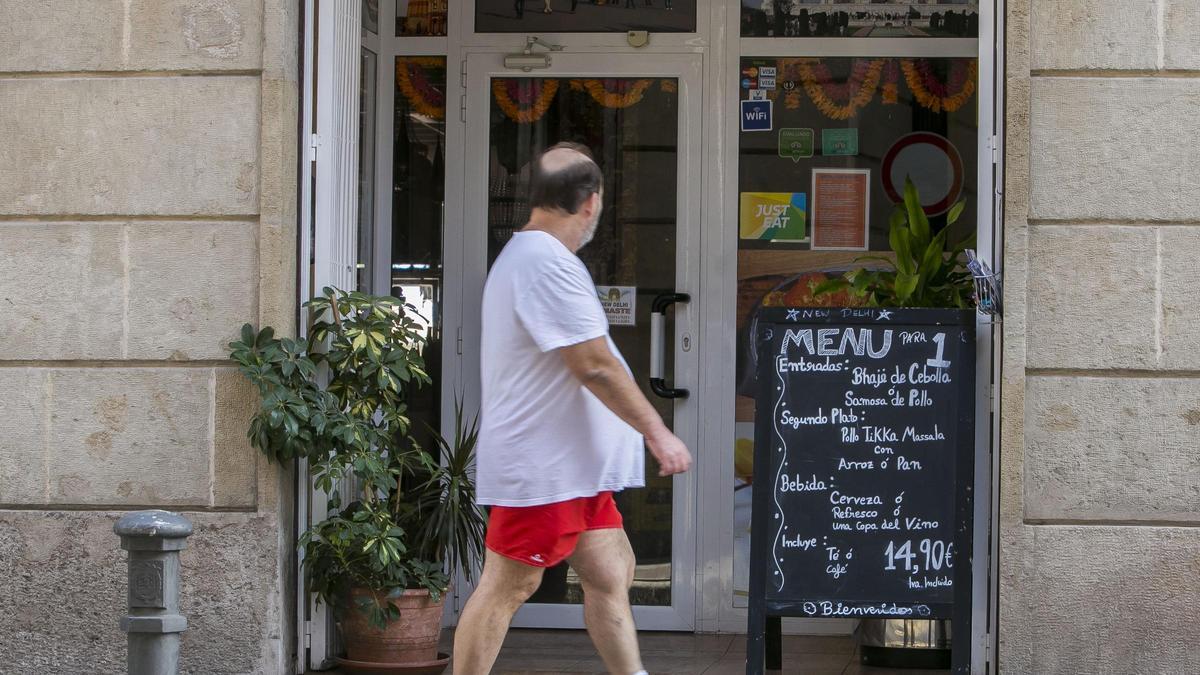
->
[340,588,446,664]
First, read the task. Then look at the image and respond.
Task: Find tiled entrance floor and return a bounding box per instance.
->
[315,628,947,674]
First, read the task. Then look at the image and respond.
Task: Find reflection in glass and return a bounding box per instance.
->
[397,0,448,36]
[740,1,979,38]
[731,55,979,605]
[394,57,447,441]
[487,77,680,606]
[357,49,377,292]
[476,0,696,33]
[363,0,379,33]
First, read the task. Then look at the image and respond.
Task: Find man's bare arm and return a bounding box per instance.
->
[559,336,691,476]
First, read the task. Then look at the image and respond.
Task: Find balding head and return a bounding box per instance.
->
[528,142,603,215]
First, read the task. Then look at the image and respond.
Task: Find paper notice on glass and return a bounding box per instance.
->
[596,286,636,326]
[811,169,870,251]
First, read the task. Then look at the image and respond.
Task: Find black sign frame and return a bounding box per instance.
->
[746,307,975,674]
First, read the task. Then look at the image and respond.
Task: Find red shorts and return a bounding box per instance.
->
[485,492,623,568]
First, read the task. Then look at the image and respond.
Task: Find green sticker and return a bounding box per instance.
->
[822,128,859,156]
[778,128,814,163]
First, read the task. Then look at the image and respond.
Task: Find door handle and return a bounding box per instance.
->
[649,293,690,399]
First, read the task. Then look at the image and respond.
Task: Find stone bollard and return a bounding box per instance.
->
[114,510,193,675]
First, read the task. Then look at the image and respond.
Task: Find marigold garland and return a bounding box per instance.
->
[776,58,805,110]
[395,57,446,120]
[659,79,677,94]
[900,59,977,113]
[797,58,885,120]
[569,78,654,109]
[882,59,901,105]
[492,78,559,124]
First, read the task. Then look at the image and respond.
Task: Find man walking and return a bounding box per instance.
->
[452,143,692,675]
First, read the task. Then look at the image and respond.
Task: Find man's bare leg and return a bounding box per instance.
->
[568,528,644,674]
[452,550,544,674]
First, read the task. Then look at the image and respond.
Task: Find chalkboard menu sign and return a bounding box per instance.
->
[747,308,975,674]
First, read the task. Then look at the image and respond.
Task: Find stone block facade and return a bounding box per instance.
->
[0,2,297,673]
[0,510,285,674]
[1003,0,1200,672]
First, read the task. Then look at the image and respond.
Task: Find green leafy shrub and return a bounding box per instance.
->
[229,288,486,628]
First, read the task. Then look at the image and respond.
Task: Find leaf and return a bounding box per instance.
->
[903,177,931,251]
[849,270,874,294]
[853,255,898,271]
[895,271,919,303]
[946,199,966,226]
[889,224,916,276]
[810,277,850,298]
[918,230,949,290]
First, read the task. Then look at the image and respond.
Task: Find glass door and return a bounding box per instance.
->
[460,51,703,631]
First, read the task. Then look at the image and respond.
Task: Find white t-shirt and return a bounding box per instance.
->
[476,230,645,507]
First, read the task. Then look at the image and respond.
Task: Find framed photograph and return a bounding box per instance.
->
[398,0,448,37]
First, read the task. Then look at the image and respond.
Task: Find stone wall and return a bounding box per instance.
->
[0,2,298,673]
[1002,0,1200,672]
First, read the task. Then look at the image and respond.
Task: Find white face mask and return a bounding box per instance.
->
[579,194,602,248]
[578,205,600,249]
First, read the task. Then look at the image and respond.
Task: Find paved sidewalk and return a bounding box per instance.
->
[313,628,946,674]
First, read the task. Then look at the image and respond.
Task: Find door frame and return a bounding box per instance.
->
[316,0,1004,656]
[453,50,706,632]
[710,2,1005,669]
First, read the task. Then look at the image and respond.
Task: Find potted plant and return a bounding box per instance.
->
[811,177,975,307]
[229,288,486,672]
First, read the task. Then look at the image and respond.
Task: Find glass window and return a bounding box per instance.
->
[731,54,979,606]
[398,0,448,37]
[393,56,447,440]
[741,1,979,38]
[486,76,680,606]
[476,0,696,33]
[363,0,379,33]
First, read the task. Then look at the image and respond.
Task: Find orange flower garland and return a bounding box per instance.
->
[777,58,805,110]
[395,57,446,120]
[881,59,901,105]
[492,78,559,124]
[797,58,885,120]
[570,78,654,109]
[659,79,677,94]
[900,59,977,113]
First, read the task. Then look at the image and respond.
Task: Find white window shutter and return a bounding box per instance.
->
[299,1,361,670]
[313,0,362,296]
